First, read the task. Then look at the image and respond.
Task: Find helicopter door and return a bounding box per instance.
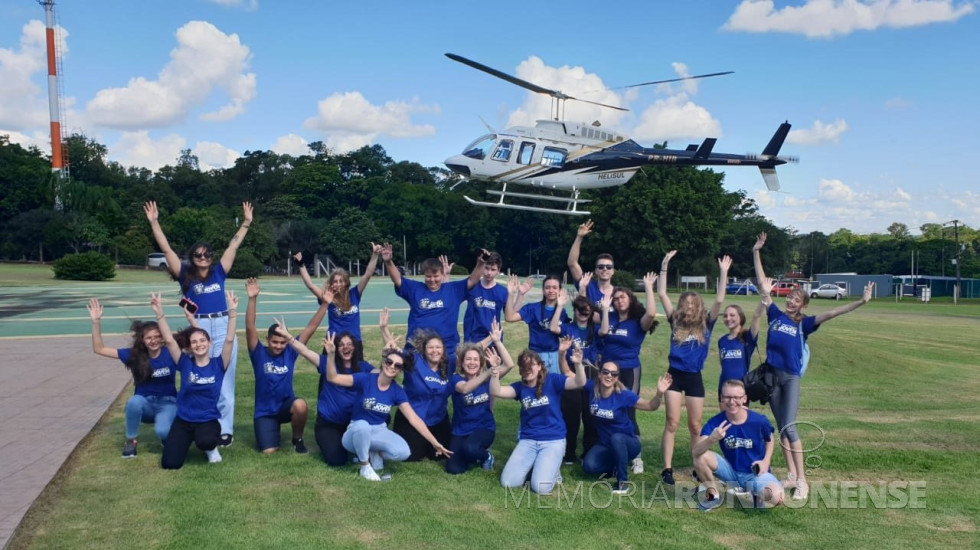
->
[491,139,513,161]
[517,142,535,165]
[541,147,567,167]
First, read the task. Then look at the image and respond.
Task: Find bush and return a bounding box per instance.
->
[611,269,636,290]
[52,252,116,281]
[227,252,264,279]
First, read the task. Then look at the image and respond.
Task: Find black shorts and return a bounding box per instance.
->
[667,367,705,398]
[254,398,296,451]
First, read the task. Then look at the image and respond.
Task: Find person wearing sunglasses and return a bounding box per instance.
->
[657,251,731,486]
[144,201,254,449]
[582,363,672,494]
[566,219,616,317]
[692,380,784,510]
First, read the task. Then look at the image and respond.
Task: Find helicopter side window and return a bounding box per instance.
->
[491,139,513,162]
[541,147,567,167]
[462,134,496,160]
[517,142,535,165]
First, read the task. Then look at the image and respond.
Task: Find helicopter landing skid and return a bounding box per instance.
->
[463,187,591,216]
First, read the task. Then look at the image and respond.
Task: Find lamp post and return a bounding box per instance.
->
[943,220,961,304]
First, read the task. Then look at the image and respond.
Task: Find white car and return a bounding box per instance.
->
[811,284,845,300]
[147,252,168,269]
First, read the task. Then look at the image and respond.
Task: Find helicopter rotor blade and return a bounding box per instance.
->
[569,96,629,112]
[446,53,557,97]
[615,71,734,90]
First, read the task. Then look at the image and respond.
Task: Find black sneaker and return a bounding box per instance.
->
[611,481,630,495]
[219,433,233,448]
[697,490,722,512]
[692,469,700,482]
[661,467,675,485]
[292,437,308,454]
[121,438,137,459]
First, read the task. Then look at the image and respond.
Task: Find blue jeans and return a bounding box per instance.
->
[500,438,565,494]
[537,350,559,375]
[341,420,410,468]
[124,394,177,441]
[582,433,641,483]
[710,451,781,498]
[445,429,495,474]
[200,315,238,435]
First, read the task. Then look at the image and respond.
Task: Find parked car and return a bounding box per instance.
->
[771,281,799,297]
[811,284,845,300]
[147,252,168,269]
[725,280,758,295]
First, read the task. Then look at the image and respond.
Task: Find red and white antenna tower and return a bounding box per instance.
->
[38,0,68,179]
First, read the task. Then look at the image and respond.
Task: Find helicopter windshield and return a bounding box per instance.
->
[462,134,496,160]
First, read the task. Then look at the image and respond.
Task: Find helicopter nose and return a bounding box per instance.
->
[444,157,471,177]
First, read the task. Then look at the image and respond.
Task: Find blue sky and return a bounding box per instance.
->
[1,0,977,235]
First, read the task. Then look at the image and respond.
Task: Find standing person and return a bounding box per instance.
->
[717,300,765,399]
[286,330,452,481]
[154,291,239,469]
[566,219,616,313]
[463,251,509,347]
[582,365,672,494]
[294,243,382,342]
[144,200,253,448]
[657,252,731,486]
[505,275,570,374]
[692,380,784,510]
[598,273,660,473]
[445,320,515,474]
[753,233,874,500]
[87,298,178,458]
[493,347,587,495]
[551,294,601,463]
[245,278,325,455]
[383,245,483,365]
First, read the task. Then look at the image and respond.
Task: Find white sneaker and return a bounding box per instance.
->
[359,464,382,482]
[369,451,384,471]
[206,448,222,463]
[631,457,644,474]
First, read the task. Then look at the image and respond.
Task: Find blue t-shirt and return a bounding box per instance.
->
[510,372,567,441]
[701,410,774,474]
[519,303,569,353]
[317,357,373,424]
[600,316,648,369]
[559,321,599,366]
[328,287,362,342]
[765,303,819,375]
[248,342,298,418]
[397,278,469,352]
[585,380,640,447]
[349,372,408,426]
[450,373,495,436]
[717,332,758,389]
[667,317,718,373]
[117,348,177,398]
[178,263,228,314]
[463,282,509,342]
[402,354,451,426]
[175,354,225,423]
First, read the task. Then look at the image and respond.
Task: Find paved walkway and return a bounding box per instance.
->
[0,336,130,549]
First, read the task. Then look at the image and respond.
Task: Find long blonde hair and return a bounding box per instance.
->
[671,291,708,345]
[328,268,352,311]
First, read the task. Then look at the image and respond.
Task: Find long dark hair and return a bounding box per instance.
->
[571,295,596,348]
[407,329,449,380]
[329,331,364,373]
[539,274,562,321]
[613,286,659,334]
[178,242,215,294]
[517,349,547,398]
[122,320,160,384]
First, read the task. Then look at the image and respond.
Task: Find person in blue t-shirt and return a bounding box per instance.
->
[294,244,382,342]
[493,347,587,495]
[505,275,570,374]
[566,219,616,321]
[383,246,483,365]
[582,363,672,494]
[753,233,874,501]
[314,330,375,467]
[692,380,784,509]
[288,332,452,481]
[393,330,454,461]
[657,251,731,486]
[87,298,180,459]
[246,278,326,455]
[445,322,515,475]
[717,301,765,400]
[463,251,510,347]
[551,295,601,463]
[154,291,239,469]
[145,201,253,449]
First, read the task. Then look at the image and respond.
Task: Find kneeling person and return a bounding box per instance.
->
[692,380,784,509]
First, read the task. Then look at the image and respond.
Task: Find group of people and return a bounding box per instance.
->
[89,205,875,508]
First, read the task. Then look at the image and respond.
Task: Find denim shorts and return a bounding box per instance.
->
[254,399,295,450]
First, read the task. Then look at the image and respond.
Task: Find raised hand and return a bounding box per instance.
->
[599,293,612,313]
[657,372,673,394]
[322,331,336,354]
[143,201,159,223]
[379,306,390,329]
[518,277,533,295]
[661,250,678,270]
[643,272,658,288]
[507,274,520,294]
[578,271,593,295]
[558,335,573,354]
[381,243,393,262]
[242,202,254,224]
[484,346,502,368]
[557,288,570,307]
[245,277,260,298]
[862,282,875,303]
[371,242,382,255]
[718,255,732,272]
[87,298,103,321]
[753,232,767,251]
[758,277,774,296]
[439,255,453,276]
[570,346,583,365]
[577,218,594,238]
[711,420,731,442]
[321,285,335,305]
[225,290,239,311]
[150,291,164,317]
[272,316,290,337]
[293,251,303,262]
[489,317,503,342]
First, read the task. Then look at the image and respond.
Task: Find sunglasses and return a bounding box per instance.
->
[383,357,404,369]
[193,252,213,260]
[599,368,619,377]
[721,395,745,402]
[575,308,591,315]
[595,264,614,270]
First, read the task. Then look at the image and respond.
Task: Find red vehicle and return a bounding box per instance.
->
[771,281,799,297]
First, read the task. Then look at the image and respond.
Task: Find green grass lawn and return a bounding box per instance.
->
[6,266,980,549]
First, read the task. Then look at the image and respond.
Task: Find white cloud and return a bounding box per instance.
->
[271,133,310,156]
[895,187,911,201]
[303,91,437,153]
[632,94,722,141]
[0,20,65,132]
[753,190,777,207]
[723,0,975,39]
[86,21,255,129]
[207,0,258,9]
[819,178,858,201]
[787,119,848,145]
[0,128,50,152]
[111,131,186,170]
[194,141,240,170]
[884,96,913,109]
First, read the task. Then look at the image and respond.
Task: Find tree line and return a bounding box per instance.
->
[1,133,976,281]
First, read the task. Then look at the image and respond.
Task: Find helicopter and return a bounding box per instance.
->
[443,53,796,215]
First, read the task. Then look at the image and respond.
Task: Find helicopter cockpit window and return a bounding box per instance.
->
[462,134,496,160]
[517,142,535,165]
[491,139,513,162]
[541,147,567,167]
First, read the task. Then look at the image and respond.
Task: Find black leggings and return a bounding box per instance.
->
[619,367,642,436]
[161,417,220,470]
[561,388,588,460]
[392,411,451,462]
[314,416,350,467]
